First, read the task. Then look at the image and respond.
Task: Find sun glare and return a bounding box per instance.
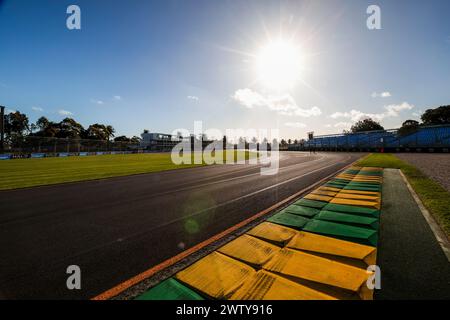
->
[255,39,302,91]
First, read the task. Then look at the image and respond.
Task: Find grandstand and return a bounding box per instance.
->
[289,125,450,152]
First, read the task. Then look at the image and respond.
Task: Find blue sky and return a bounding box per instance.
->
[0,0,449,139]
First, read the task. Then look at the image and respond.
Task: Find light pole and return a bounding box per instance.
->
[0,106,5,153]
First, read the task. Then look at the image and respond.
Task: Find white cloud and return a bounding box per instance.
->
[232,89,266,109]
[330,109,385,122]
[334,122,352,128]
[58,109,73,116]
[113,95,121,101]
[32,106,43,112]
[324,124,332,128]
[232,88,322,117]
[371,91,392,98]
[330,102,414,123]
[285,122,306,128]
[187,95,199,101]
[91,99,104,105]
[293,106,322,117]
[384,102,414,117]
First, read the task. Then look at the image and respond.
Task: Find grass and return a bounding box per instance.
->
[356,153,450,236]
[0,151,257,190]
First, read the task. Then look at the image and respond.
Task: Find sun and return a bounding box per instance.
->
[255,39,302,91]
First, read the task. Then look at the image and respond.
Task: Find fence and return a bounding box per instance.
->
[288,125,450,152]
[0,136,140,157]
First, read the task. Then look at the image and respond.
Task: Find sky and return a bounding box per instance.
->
[0,0,449,140]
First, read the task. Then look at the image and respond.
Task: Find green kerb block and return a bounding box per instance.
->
[293,198,328,209]
[135,278,204,300]
[315,210,379,230]
[330,179,350,184]
[267,211,310,229]
[303,219,378,246]
[323,203,380,217]
[343,170,360,175]
[282,205,320,218]
[324,183,345,189]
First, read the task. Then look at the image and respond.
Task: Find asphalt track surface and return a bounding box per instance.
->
[0,152,363,299]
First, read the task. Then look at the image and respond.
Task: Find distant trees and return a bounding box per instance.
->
[85,123,115,141]
[4,111,29,145]
[0,110,141,145]
[4,111,29,137]
[350,118,384,133]
[58,118,84,138]
[114,135,141,144]
[421,105,450,125]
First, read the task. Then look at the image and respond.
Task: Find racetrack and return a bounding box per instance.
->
[0,152,364,299]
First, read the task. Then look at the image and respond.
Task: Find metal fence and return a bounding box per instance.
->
[1,136,140,156]
[288,125,450,152]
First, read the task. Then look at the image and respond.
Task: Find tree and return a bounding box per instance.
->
[350,118,384,133]
[288,139,292,145]
[86,124,108,140]
[398,119,419,136]
[130,136,141,144]
[114,135,130,142]
[85,124,115,140]
[421,105,450,125]
[114,135,141,144]
[35,116,50,131]
[33,116,59,137]
[57,118,84,138]
[5,111,29,137]
[105,125,115,141]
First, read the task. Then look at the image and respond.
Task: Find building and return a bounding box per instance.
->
[140,132,182,151]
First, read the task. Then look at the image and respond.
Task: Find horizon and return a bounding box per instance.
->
[1,0,449,140]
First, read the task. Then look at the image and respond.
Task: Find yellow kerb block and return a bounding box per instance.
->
[335,193,381,202]
[318,186,342,192]
[230,270,336,300]
[304,194,333,202]
[218,235,280,268]
[352,177,382,183]
[336,174,355,178]
[352,178,382,184]
[339,189,381,197]
[360,167,382,171]
[311,189,338,197]
[330,198,381,210]
[263,249,372,299]
[246,222,297,246]
[287,231,377,266]
[176,252,255,299]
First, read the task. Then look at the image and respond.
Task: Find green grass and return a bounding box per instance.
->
[0,151,256,190]
[356,153,450,236]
